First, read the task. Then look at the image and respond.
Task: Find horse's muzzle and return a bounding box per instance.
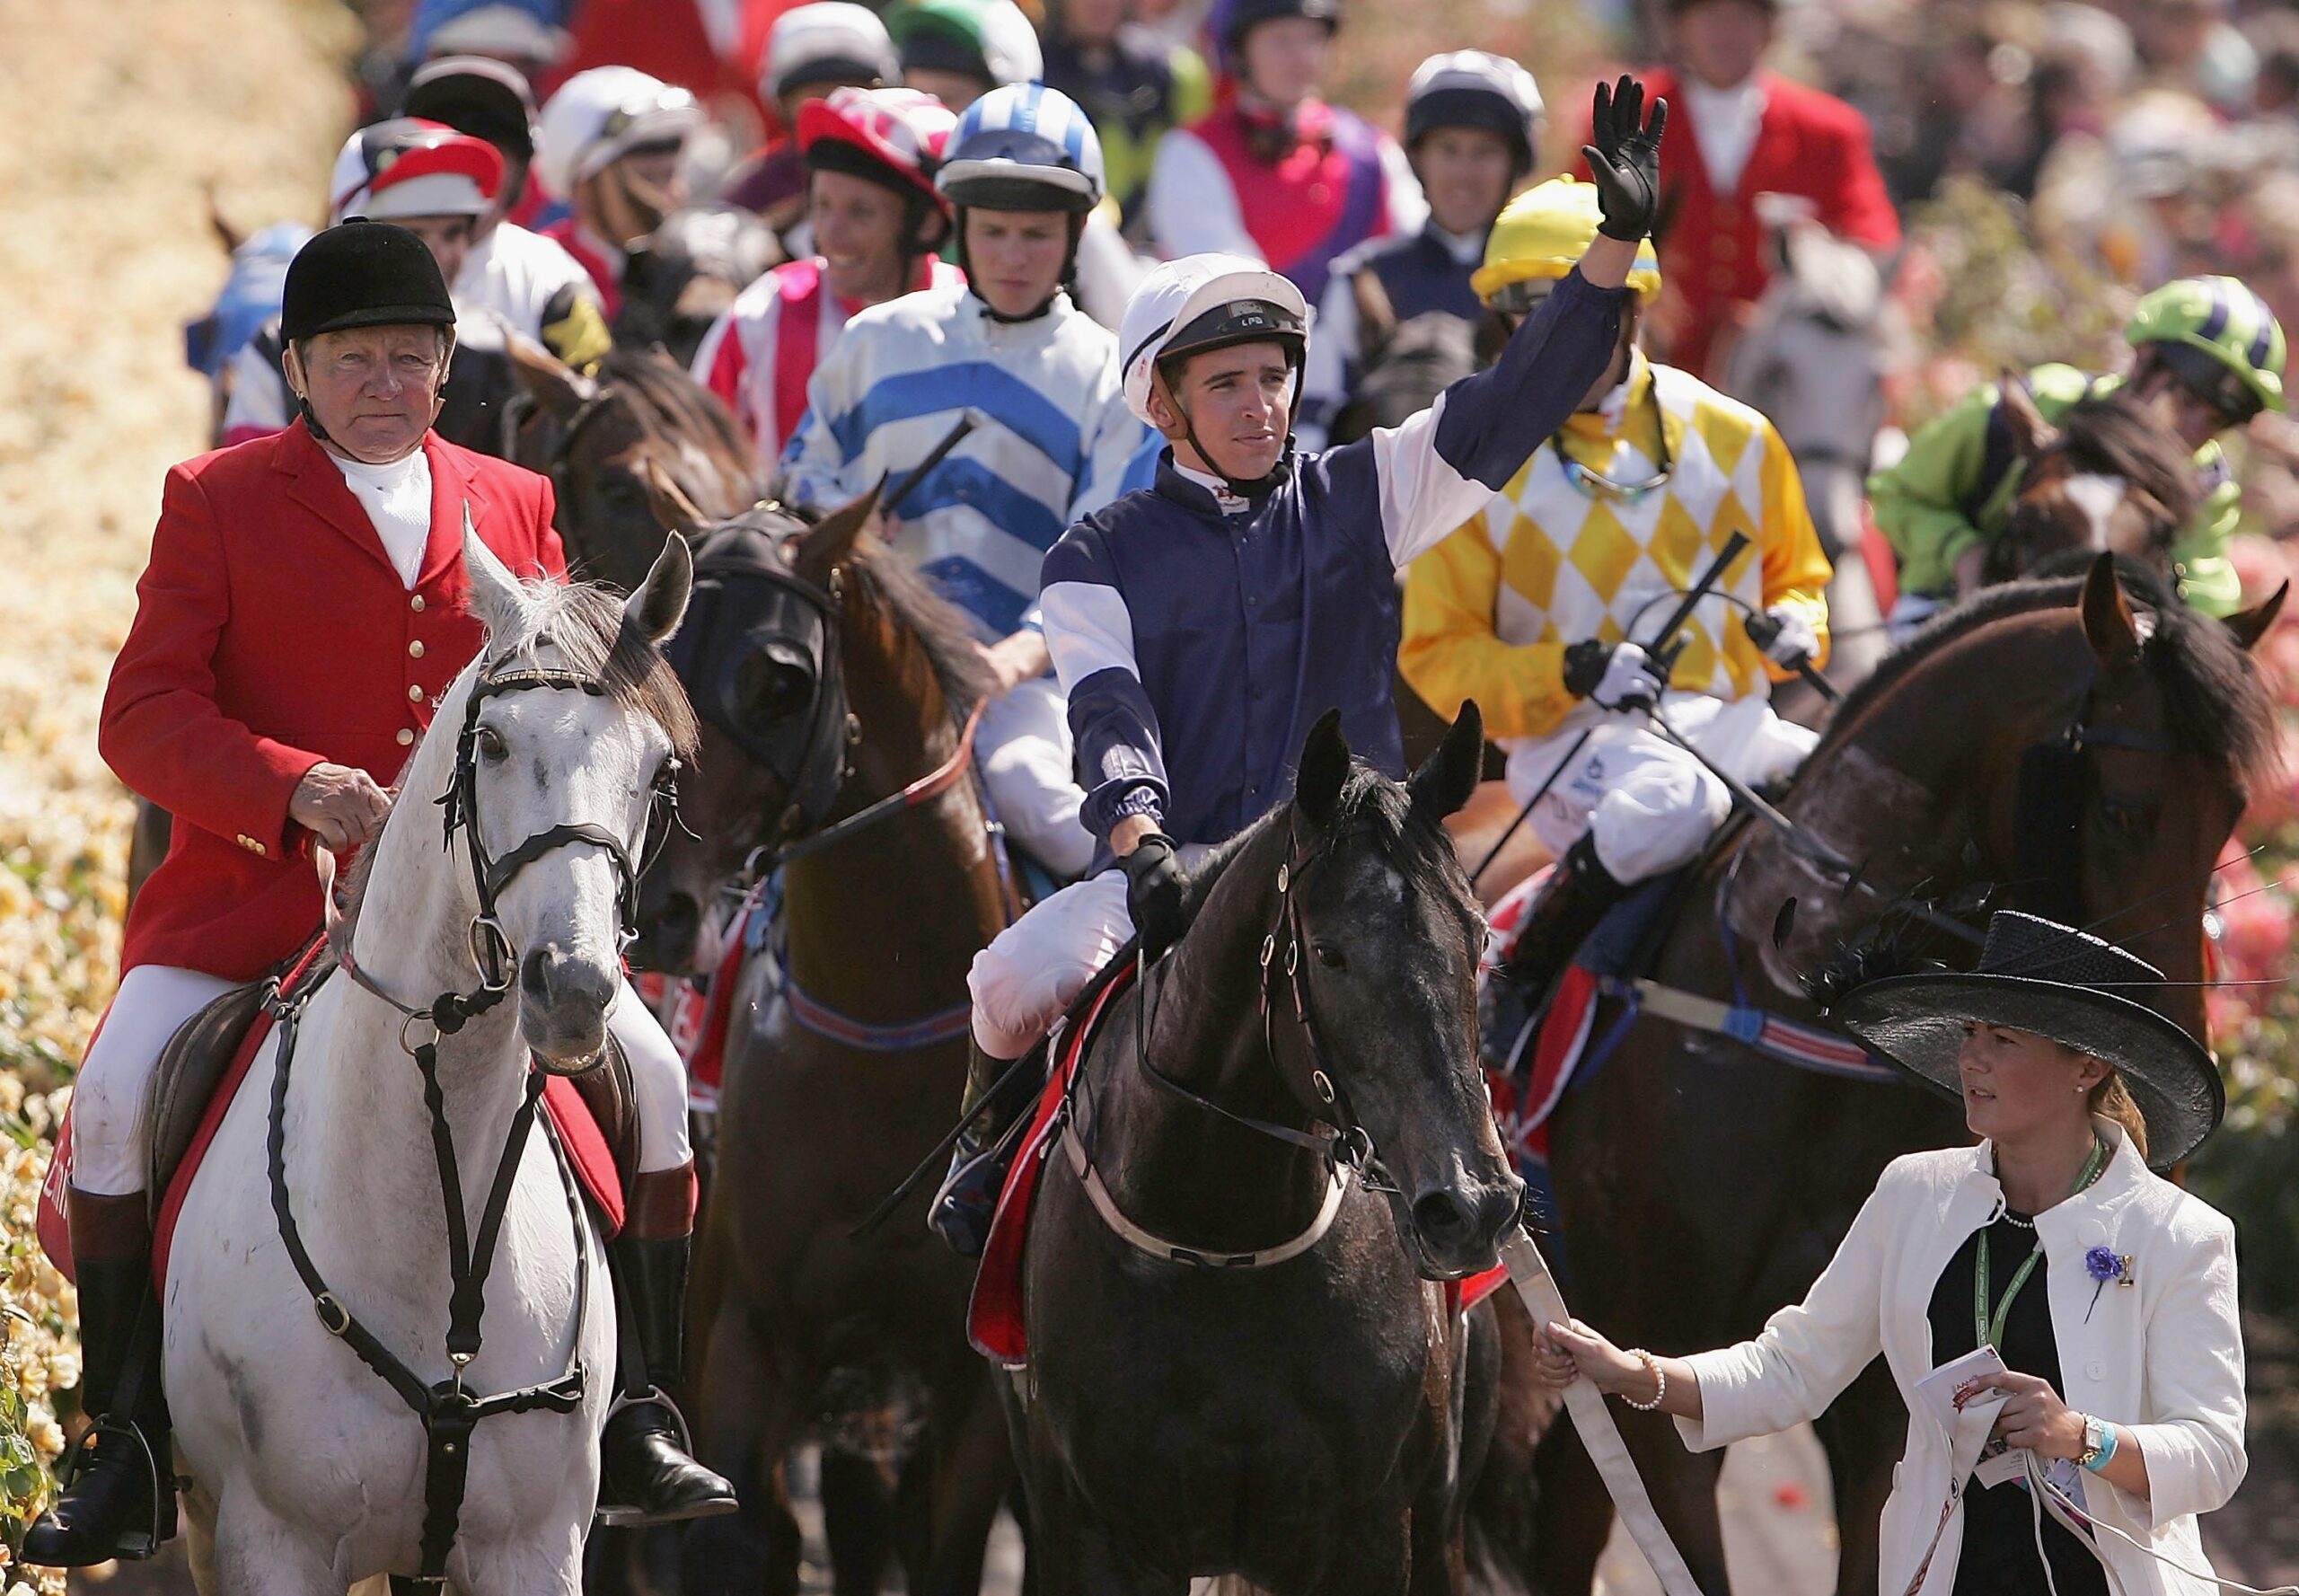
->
[518,943,617,1069]
[1405,1172,1525,1281]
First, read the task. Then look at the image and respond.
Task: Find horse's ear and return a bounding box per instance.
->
[641,454,710,542]
[1294,709,1351,828]
[1408,699,1483,824]
[1353,267,1397,358]
[624,528,694,646]
[1998,371,2058,460]
[2224,581,2288,652]
[207,189,242,257]
[508,331,598,421]
[461,505,527,635]
[790,483,879,589]
[2080,552,2142,665]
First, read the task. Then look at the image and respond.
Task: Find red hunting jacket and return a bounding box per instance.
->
[1618,68,1900,377]
[101,420,567,982]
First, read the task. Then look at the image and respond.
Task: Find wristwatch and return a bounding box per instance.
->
[2078,1414,2110,1469]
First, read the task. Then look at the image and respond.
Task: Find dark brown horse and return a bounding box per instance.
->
[506,338,761,595]
[1007,707,1521,1594]
[634,490,1019,1596]
[1525,557,2280,1594]
[1986,381,2199,588]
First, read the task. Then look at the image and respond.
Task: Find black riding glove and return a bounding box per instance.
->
[1581,75,1668,242]
[1121,833,1191,959]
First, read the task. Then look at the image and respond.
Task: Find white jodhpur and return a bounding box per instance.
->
[976,674,1096,879]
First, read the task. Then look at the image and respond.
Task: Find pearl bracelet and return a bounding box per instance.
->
[1623,1348,1666,1411]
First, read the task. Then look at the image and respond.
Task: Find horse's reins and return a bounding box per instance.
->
[1065,821,1397,1271]
[271,650,681,1590]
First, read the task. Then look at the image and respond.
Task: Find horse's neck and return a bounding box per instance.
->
[1721,625,2083,1002]
[780,622,1008,1015]
[309,680,539,1285]
[1094,830,1334,1244]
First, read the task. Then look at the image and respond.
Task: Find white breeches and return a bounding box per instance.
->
[1503,694,1819,885]
[967,870,1133,1060]
[978,674,1095,879]
[72,966,691,1198]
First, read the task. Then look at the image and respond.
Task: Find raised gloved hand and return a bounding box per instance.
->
[1121,833,1191,959]
[1748,604,1820,669]
[1563,639,1660,711]
[1581,75,1668,242]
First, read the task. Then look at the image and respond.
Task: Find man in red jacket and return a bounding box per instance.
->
[29,223,732,1566]
[1632,0,1898,377]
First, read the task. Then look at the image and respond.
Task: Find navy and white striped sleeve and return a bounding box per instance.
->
[1040,526,1168,843]
[1318,267,1625,569]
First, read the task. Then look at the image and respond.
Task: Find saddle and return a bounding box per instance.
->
[40,948,638,1287]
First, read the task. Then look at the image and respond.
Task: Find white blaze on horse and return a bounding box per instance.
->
[163,526,693,1593]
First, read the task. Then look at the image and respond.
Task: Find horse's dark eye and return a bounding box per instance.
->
[475,727,508,763]
[1313,941,1346,970]
[2097,796,2148,839]
[733,651,813,729]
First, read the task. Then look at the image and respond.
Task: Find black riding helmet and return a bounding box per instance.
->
[281,219,456,345]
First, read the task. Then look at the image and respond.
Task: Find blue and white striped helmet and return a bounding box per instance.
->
[937,84,1105,214]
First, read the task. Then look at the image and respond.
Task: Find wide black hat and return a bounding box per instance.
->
[1829,912,2224,1168]
[279,219,456,346]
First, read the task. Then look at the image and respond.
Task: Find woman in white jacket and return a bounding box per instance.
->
[1541,911,2247,1596]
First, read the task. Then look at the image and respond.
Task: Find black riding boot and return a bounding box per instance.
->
[1482,836,1631,1068]
[24,1189,176,1566]
[597,1164,738,1527]
[928,1036,1044,1257]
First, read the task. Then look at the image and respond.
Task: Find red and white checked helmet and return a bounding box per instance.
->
[330,118,506,225]
[797,84,957,217]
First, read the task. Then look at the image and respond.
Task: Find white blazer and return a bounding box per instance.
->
[1678,1118,2244,1596]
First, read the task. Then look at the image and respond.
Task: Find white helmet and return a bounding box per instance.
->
[533,66,705,201]
[1118,253,1310,426]
[1404,51,1544,180]
[763,3,901,101]
[938,84,1105,212]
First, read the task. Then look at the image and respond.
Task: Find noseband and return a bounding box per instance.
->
[342,646,684,1063]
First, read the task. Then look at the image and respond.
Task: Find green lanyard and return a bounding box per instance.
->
[1975,1137,2108,1353]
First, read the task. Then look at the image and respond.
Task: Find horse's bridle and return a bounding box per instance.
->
[2011,656,2182,927]
[273,648,689,1589]
[342,647,684,1057]
[668,516,855,863]
[1126,822,1382,1180]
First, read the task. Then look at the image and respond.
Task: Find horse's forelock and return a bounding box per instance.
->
[515,578,702,760]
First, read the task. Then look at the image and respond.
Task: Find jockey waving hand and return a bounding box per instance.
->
[693,85,964,469]
[929,77,1668,1255]
[780,84,1146,881]
[1870,276,2287,630]
[1399,176,1831,1020]
[30,225,731,1567]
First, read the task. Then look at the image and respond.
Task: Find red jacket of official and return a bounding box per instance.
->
[101,419,568,982]
[1614,66,1900,378]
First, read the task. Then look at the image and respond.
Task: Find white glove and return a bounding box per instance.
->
[1591,641,1660,711]
[1759,604,1820,668]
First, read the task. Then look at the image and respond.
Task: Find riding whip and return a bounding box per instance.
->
[1499,1229,1704,1596]
[880,413,979,521]
[1467,531,1752,889]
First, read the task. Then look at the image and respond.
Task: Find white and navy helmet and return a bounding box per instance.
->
[1119,253,1310,425]
[1404,51,1544,180]
[938,84,1105,214]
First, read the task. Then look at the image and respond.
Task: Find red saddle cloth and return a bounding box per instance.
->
[38,969,628,1288]
[965,964,1506,1368]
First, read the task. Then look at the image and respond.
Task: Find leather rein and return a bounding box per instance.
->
[1065,822,1388,1271]
[273,649,682,1589]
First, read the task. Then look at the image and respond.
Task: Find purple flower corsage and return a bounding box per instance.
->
[2084,1247,2135,1321]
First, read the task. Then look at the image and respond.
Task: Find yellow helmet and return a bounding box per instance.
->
[1472,175,1661,310]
